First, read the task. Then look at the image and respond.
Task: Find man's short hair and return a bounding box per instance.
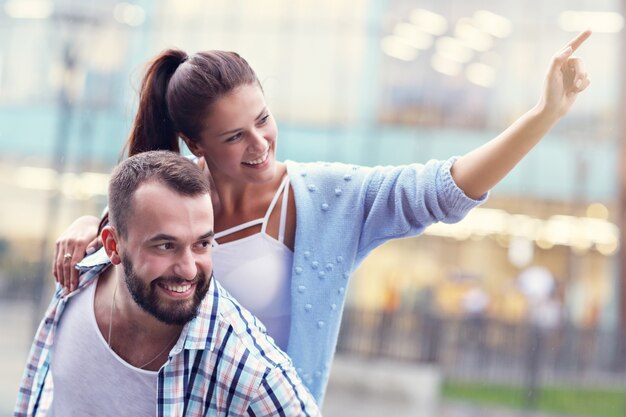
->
[108,150,210,238]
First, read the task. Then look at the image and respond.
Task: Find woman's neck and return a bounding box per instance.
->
[209,163,286,221]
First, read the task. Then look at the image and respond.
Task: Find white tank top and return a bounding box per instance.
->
[212,176,293,351]
[49,281,157,417]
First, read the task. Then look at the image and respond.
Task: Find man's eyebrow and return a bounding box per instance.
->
[148,231,215,243]
[147,234,177,243]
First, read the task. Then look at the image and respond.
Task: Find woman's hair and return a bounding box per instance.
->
[125,49,260,157]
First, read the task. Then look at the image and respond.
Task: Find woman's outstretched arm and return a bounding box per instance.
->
[451,30,591,199]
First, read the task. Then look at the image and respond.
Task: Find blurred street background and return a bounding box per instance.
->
[1,0,626,416]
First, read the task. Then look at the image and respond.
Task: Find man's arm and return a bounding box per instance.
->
[247,366,321,416]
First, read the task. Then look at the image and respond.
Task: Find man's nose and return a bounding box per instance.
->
[173,248,198,280]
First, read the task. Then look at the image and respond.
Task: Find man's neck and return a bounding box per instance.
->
[94,266,183,371]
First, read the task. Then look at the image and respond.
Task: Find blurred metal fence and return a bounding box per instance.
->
[336,307,626,389]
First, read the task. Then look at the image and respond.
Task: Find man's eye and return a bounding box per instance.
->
[157,243,174,250]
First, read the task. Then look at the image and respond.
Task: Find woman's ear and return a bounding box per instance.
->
[101,226,122,265]
[181,135,203,158]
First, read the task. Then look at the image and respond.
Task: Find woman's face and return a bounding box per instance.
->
[192,83,279,185]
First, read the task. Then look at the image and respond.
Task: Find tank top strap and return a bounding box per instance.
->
[214,218,264,242]
[260,176,290,234]
[214,175,290,244]
[277,177,290,243]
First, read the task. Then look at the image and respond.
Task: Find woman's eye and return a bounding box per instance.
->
[226,132,243,142]
[259,114,270,125]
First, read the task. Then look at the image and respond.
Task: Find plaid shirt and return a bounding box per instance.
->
[15,260,320,417]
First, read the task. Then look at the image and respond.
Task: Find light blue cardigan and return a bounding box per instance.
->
[283,157,487,404]
[78,156,486,406]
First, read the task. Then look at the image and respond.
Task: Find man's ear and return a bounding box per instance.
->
[101,225,122,265]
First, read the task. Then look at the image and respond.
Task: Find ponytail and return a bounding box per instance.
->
[125,49,188,157]
[123,48,260,160]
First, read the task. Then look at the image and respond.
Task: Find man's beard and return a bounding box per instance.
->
[121,255,211,325]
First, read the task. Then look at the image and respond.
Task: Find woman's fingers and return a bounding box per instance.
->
[85,239,101,256]
[550,30,591,73]
[61,241,76,292]
[63,253,73,291]
[567,57,589,92]
[53,239,86,293]
[69,249,81,292]
[565,29,592,53]
[51,215,101,293]
[53,241,62,283]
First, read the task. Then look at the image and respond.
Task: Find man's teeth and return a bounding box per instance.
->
[163,283,192,293]
[243,149,269,165]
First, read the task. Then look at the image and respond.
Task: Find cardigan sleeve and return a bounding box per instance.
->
[356,157,487,257]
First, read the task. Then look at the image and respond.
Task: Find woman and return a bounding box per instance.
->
[54,30,591,403]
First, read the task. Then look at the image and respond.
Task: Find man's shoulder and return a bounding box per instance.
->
[212,284,294,369]
[172,283,318,414]
[180,283,294,403]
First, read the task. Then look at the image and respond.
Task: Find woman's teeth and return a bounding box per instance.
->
[242,149,269,166]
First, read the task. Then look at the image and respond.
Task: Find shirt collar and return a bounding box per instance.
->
[179,275,220,352]
[76,247,110,270]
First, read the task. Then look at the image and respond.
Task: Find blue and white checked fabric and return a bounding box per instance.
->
[15,261,320,416]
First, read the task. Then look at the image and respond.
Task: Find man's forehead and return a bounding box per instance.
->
[132,181,210,207]
[133,180,176,200]
[127,181,213,237]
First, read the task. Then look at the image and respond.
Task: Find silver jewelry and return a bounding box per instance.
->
[107,280,118,347]
[63,253,72,261]
[107,280,177,370]
[137,334,177,370]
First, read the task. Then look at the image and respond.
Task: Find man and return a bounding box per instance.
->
[15,150,320,416]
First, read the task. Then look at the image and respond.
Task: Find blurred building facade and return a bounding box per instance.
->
[0,0,623,331]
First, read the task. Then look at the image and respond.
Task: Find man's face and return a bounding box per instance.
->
[120,255,210,325]
[118,180,214,325]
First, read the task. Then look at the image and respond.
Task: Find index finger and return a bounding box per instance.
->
[566,30,592,52]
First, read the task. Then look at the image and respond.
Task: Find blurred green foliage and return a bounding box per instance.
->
[443,380,626,417]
